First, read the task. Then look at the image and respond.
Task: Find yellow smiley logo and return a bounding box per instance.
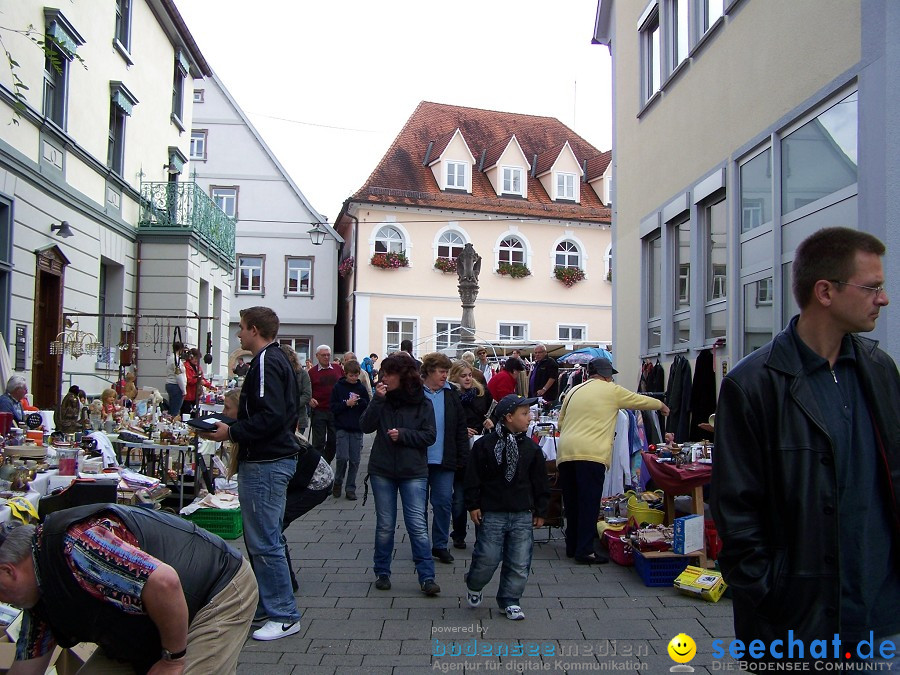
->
[667,633,697,664]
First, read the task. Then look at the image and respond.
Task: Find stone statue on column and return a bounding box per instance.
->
[456,243,481,355]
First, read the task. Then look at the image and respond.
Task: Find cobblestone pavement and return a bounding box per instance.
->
[232,435,736,674]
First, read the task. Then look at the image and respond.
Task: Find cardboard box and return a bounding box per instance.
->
[674,565,728,602]
[673,514,704,554]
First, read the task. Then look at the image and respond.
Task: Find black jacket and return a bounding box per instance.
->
[428,384,470,471]
[230,342,300,462]
[460,389,492,433]
[711,320,900,659]
[464,428,550,517]
[529,357,559,401]
[330,377,370,432]
[361,388,436,479]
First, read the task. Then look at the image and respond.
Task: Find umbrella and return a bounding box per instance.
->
[557,347,613,365]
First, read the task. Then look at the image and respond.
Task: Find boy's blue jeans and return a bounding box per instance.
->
[465,511,534,609]
[334,429,362,492]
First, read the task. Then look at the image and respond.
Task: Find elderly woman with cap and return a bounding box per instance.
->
[556,358,670,564]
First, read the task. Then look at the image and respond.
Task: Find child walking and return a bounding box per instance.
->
[330,359,369,500]
[464,394,550,620]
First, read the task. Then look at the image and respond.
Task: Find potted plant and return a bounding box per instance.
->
[370,251,409,269]
[338,256,355,277]
[554,266,586,287]
[434,257,457,274]
[497,262,531,278]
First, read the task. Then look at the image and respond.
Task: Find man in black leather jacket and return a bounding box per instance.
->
[712,228,900,668]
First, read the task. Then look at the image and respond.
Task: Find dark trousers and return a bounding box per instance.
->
[450,469,468,544]
[558,460,606,559]
[283,483,332,592]
[310,408,337,463]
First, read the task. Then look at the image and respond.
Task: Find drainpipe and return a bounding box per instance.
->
[346,206,360,353]
[134,240,142,376]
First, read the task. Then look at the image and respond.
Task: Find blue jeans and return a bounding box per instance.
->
[370,474,435,584]
[450,470,467,543]
[428,465,455,551]
[165,383,184,416]
[465,511,534,609]
[239,457,301,623]
[334,429,362,492]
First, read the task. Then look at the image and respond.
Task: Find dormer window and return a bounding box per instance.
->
[446,161,467,190]
[502,167,524,195]
[557,173,576,201]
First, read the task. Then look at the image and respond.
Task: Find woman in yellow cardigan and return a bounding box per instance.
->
[557,357,669,564]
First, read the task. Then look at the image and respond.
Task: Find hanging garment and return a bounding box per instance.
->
[602,410,631,497]
[689,349,717,441]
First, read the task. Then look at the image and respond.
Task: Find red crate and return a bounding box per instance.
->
[603,531,634,566]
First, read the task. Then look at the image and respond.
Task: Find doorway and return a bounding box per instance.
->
[32,246,67,408]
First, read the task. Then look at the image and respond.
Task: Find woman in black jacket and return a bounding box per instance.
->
[447,361,494,549]
[360,353,440,596]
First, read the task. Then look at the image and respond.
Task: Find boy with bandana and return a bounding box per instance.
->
[463,395,550,620]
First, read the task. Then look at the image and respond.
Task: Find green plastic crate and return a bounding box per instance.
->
[184,508,243,540]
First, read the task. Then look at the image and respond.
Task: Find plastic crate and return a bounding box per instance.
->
[184,508,243,540]
[633,550,696,587]
[603,531,634,567]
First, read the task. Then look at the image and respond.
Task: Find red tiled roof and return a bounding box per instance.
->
[533,142,569,177]
[585,150,612,182]
[345,101,611,225]
[426,129,458,165]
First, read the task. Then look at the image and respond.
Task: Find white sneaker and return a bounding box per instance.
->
[466,588,483,608]
[252,620,302,641]
[505,605,525,621]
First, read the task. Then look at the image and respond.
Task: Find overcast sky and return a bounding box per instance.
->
[175,0,612,223]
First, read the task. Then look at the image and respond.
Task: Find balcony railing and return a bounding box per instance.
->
[138,181,236,260]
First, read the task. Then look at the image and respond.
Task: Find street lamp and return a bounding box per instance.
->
[50,221,74,238]
[307,223,327,246]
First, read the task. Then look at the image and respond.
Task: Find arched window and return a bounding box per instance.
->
[555,241,581,269]
[605,243,613,281]
[498,236,525,264]
[374,225,405,254]
[437,231,465,259]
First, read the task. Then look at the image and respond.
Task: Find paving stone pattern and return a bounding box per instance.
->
[233,435,738,674]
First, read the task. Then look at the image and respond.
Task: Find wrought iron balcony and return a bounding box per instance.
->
[138,181,236,260]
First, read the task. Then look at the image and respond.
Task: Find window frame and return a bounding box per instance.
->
[436,229,465,259]
[434,320,462,352]
[171,52,189,130]
[193,89,204,103]
[237,254,265,294]
[190,130,207,161]
[385,317,417,355]
[501,166,525,196]
[498,322,528,341]
[555,172,577,201]
[639,3,662,104]
[558,324,587,343]
[498,235,526,266]
[279,337,312,365]
[644,231,663,352]
[107,104,127,175]
[284,256,313,297]
[374,225,406,255]
[113,0,133,56]
[554,240,582,270]
[211,186,238,219]
[445,161,467,191]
